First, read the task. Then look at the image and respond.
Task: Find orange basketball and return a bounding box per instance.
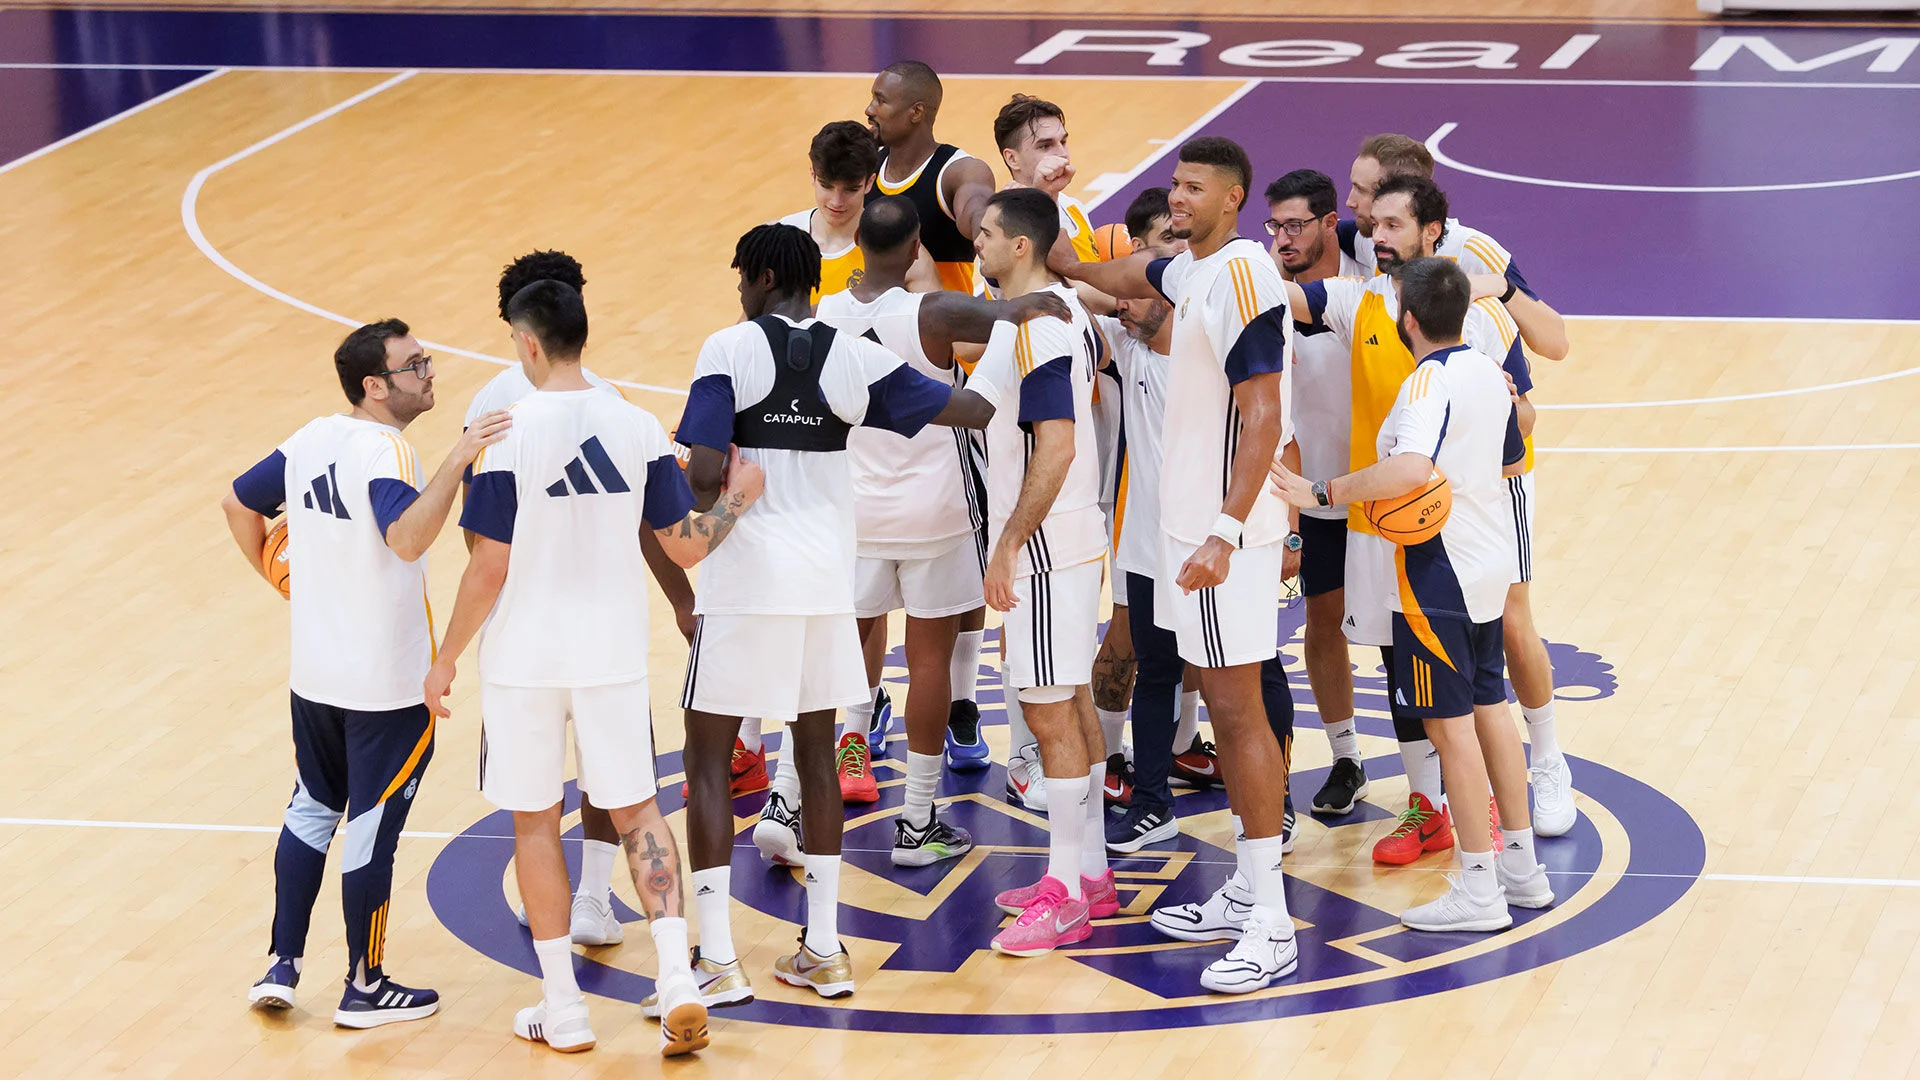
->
[261,519,291,599]
[1364,470,1452,546]
[1091,222,1131,262]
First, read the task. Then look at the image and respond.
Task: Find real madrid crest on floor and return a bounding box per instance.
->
[428,606,1702,1033]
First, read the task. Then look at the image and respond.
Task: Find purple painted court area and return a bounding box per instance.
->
[1102,80,1918,321]
[0,66,210,169]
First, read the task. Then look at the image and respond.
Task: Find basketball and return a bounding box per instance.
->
[261,519,290,599]
[1091,222,1130,261]
[1364,470,1452,546]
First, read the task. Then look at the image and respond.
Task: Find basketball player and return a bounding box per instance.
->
[676,224,996,1003]
[225,319,508,1025]
[429,281,761,1056]
[784,195,1070,865]
[1343,133,1570,362]
[1344,163,1580,841]
[1264,170,1373,817]
[990,93,1135,802]
[1278,175,1552,864]
[864,60,998,294]
[950,188,1110,957]
[776,120,940,302]
[1269,258,1556,930]
[1053,139,1301,993]
[474,251,757,951]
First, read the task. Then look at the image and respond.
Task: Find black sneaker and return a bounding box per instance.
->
[1106,801,1178,853]
[944,700,990,770]
[333,976,439,1028]
[752,790,805,866]
[1311,757,1370,815]
[891,812,974,867]
[1281,793,1297,855]
[869,686,895,753]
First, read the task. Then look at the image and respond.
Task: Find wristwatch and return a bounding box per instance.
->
[1311,480,1331,507]
[1283,532,1303,553]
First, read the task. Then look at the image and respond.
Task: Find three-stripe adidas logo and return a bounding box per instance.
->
[301,463,351,518]
[546,436,630,498]
[1364,334,1380,345]
[376,988,415,1008]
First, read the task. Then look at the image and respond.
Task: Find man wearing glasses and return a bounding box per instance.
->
[1262,170,1376,821]
[223,319,511,1026]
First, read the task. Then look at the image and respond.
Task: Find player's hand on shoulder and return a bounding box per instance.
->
[1467,273,1506,301]
[1504,369,1521,403]
[1009,291,1072,325]
[722,445,765,507]
[456,409,513,464]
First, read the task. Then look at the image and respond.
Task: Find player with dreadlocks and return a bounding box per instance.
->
[670,223,1001,1005]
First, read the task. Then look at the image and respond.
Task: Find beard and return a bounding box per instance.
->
[1374,242,1413,274]
[1395,319,1415,353]
[1123,305,1170,341]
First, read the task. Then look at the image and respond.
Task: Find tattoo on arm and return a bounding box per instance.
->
[621,827,683,920]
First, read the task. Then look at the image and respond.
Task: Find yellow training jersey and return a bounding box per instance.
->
[778,208,864,303]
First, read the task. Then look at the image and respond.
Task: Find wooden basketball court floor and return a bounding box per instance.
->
[3,4,1920,1077]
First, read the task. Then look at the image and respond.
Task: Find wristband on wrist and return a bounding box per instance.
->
[1209,513,1244,549]
[1499,280,1519,304]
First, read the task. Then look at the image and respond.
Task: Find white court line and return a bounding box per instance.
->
[1540,443,1920,454]
[4,815,1917,888]
[0,68,227,177]
[1537,362,1920,410]
[177,70,689,397]
[1082,78,1261,213]
[1428,120,1920,194]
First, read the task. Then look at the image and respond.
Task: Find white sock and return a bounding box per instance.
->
[951,629,983,704]
[1400,738,1443,804]
[1045,775,1088,898]
[841,687,879,740]
[1323,719,1360,763]
[649,916,691,979]
[1096,708,1128,759]
[739,717,763,755]
[692,866,735,965]
[576,839,616,903]
[1500,827,1537,874]
[902,750,942,828]
[1005,692,1035,757]
[1241,833,1292,929]
[1175,689,1201,750]
[1083,759,1109,880]
[1523,701,1561,763]
[1461,849,1499,902]
[1231,814,1251,884]
[531,936,582,1007]
[803,855,842,956]
[771,740,800,802]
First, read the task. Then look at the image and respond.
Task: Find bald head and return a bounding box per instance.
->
[858,195,920,256]
[881,60,942,113]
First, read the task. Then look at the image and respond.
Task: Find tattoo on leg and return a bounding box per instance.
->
[621,828,683,920]
[1092,655,1138,712]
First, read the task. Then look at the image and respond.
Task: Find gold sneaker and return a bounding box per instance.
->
[641,949,756,1018]
[773,935,855,999]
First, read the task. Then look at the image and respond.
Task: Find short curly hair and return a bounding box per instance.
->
[496,250,585,323]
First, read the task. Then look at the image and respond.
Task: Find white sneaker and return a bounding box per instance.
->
[1149,873,1252,942]
[1400,874,1513,932]
[1530,755,1577,837]
[569,892,624,946]
[654,973,710,1057]
[1197,915,1298,994]
[514,998,595,1053]
[1498,860,1556,909]
[1003,746,1049,814]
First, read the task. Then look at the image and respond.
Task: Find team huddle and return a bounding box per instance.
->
[220,59,1582,1058]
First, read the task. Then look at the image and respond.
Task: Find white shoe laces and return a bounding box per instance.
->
[1530,761,1567,806]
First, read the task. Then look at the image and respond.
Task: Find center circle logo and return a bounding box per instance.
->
[429,607,1704,1033]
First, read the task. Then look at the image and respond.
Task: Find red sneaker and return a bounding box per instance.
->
[680,738,770,798]
[1371,793,1454,865]
[1102,753,1134,807]
[837,731,879,804]
[1170,737,1222,789]
[1488,794,1503,851]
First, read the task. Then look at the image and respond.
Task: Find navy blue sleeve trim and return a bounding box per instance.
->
[369,477,420,538]
[1017,356,1076,426]
[232,450,287,517]
[1503,404,1526,467]
[1336,220,1359,260]
[863,364,954,437]
[676,373,737,451]
[642,454,698,530]
[459,471,517,544]
[1502,336,1534,397]
[1296,280,1330,328]
[1224,307,1290,385]
[1504,258,1539,302]
[1431,403,1452,459]
[1145,258,1174,304]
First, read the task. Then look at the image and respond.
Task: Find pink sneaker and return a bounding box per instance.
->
[997,872,1119,917]
[1082,869,1120,918]
[990,878,1092,957]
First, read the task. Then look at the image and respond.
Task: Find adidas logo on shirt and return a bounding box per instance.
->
[1394,689,1407,706]
[1364,334,1380,345]
[545,436,630,498]
[301,463,351,519]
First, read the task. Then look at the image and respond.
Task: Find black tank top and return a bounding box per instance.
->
[871,143,976,289]
[731,317,853,453]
